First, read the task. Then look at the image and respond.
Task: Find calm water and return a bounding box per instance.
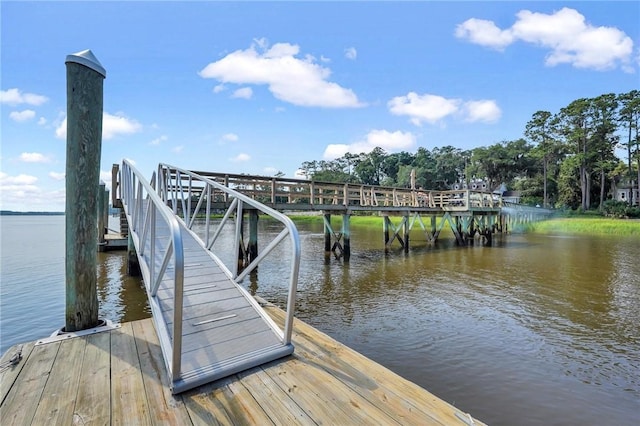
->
[1,215,639,425]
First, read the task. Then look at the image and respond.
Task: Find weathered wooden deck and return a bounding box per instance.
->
[0,302,485,425]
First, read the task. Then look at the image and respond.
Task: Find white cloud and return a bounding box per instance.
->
[345,47,357,60]
[102,112,143,139]
[0,88,48,106]
[388,92,461,125]
[0,172,38,186]
[323,129,416,160]
[222,133,239,142]
[455,18,514,51]
[9,109,36,122]
[149,135,168,146]
[49,172,65,181]
[388,92,501,125]
[38,117,47,126]
[456,7,635,71]
[0,171,65,211]
[100,170,113,190]
[55,112,143,140]
[20,152,50,163]
[172,145,184,154]
[294,169,307,179]
[199,39,364,108]
[263,167,279,175]
[232,87,253,99]
[213,84,226,93]
[231,153,251,162]
[463,100,502,123]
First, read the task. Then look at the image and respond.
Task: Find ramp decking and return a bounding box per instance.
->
[138,215,293,393]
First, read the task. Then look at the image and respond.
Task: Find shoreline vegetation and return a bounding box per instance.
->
[2,211,638,237]
[287,214,640,237]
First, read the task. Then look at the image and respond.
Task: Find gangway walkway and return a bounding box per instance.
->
[119,160,300,394]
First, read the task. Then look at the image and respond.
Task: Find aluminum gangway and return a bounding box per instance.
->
[119,160,300,394]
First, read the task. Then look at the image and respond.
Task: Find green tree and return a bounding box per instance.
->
[618,90,640,205]
[554,98,593,210]
[525,111,557,207]
[588,93,619,209]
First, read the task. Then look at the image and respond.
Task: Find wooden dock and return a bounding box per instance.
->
[0,301,486,425]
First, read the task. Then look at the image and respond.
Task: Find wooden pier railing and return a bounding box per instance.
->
[175,168,502,212]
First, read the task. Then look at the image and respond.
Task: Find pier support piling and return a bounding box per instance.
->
[98,181,106,248]
[64,49,106,332]
[248,210,259,264]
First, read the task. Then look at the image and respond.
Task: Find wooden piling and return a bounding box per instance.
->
[342,214,351,261]
[248,210,259,264]
[64,49,106,332]
[323,213,332,253]
[98,181,106,247]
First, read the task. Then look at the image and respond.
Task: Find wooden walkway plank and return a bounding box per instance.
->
[32,337,86,425]
[73,332,111,426]
[236,366,318,425]
[111,322,152,426]
[218,375,277,425]
[131,319,193,425]
[182,381,240,426]
[265,305,481,425]
[262,355,400,425]
[0,341,60,425]
[0,341,35,404]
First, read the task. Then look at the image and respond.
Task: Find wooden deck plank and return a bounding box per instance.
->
[0,341,60,425]
[131,320,193,425]
[73,332,111,426]
[262,355,399,425]
[217,375,277,425]
[31,337,86,425]
[265,304,480,425]
[236,366,317,425]
[0,341,35,404]
[111,322,152,426]
[182,380,240,426]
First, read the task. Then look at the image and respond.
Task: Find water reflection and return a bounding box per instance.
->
[96,250,151,323]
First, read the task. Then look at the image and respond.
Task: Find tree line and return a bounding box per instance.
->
[298,90,639,211]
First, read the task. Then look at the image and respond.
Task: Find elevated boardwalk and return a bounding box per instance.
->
[0,306,486,425]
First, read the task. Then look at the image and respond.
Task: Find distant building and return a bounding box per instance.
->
[615,182,639,206]
[501,191,521,204]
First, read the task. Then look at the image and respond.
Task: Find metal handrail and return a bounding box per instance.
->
[158,164,301,344]
[119,159,184,382]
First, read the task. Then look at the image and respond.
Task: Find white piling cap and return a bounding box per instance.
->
[66,49,106,77]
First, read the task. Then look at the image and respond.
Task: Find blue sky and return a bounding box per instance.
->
[1,1,639,211]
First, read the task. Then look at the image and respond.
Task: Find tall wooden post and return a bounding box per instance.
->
[98,181,106,247]
[342,214,351,262]
[248,210,259,264]
[403,214,410,253]
[323,213,332,253]
[383,215,390,253]
[65,49,106,332]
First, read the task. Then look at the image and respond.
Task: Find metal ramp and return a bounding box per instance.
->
[119,160,300,394]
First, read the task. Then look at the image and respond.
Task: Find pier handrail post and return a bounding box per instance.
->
[64,49,106,332]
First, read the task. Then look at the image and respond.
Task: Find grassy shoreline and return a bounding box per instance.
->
[287,214,640,237]
[524,217,640,236]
